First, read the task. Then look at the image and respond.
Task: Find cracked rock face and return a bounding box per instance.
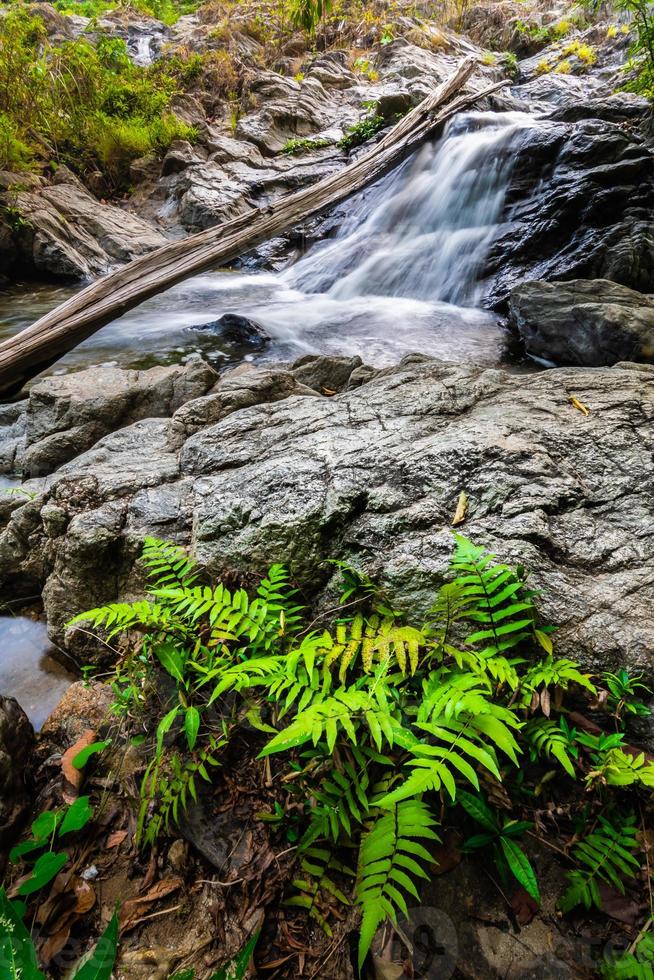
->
[1,355,653,678]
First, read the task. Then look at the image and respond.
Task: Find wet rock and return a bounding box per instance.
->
[40,681,113,744]
[192,312,270,351]
[0,695,35,846]
[304,50,357,89]
[485,116,654,303]
[236,75,339,155]
[21,357,217,477]
[2,171,167,280]
[0,401,27,474]
[548,92,650,124]
[161,140,208,176]
[509,279,654,366]
[2,358,654,679]
[170,367,318,440]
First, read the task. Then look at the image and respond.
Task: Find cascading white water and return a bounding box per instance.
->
[284,110,533,307]
[0,110,540,372]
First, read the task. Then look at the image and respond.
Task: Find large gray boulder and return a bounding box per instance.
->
[2,166,166,280]
[0,696,34,847]
[19,357,217,477]
[509,279,654,366]
[1,356,653,679]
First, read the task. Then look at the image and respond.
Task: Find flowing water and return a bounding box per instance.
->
[0,110,539,379]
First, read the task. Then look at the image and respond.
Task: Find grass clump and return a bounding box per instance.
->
[0,9,198,190]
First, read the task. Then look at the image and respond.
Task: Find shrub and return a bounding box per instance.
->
[0,9,197,189]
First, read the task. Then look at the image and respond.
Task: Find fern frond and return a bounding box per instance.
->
[525,719,576,777]
[141,536,199,588]
[521,656,596,701]
[451,534,536,656]
[356,801,439,969]
[67,600,178,639]
[559,814,640,913]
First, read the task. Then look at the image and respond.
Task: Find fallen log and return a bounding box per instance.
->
[0,59,507,395]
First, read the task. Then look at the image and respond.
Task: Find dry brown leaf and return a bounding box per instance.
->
[568,395,590,415]
[61,729,97,802]
[73,878,96,914]
[540,686,551,718]
[372,957,404,980]
[119,877,183,934]
[430,830,463,876]
[452,490,468,526]
[40,924,71,964]
[107,830,128,849]
[511,886,539,926]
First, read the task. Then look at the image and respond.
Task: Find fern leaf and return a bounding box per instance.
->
[356,801,439,969]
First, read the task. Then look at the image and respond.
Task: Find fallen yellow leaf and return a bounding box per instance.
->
[568,395,590,415]
[452,490,468,526]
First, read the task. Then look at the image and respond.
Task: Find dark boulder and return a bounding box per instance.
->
[0,695,34,848]
[193,313,270,351]
[509,279,654,366]
[484,117,654,306]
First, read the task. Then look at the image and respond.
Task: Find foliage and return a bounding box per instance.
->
[601,930,654,979]
[603,669,652,724]
[281,136,332,155]
[580,0,653,96]
[0,112,33,171]
[0,890,118,980]
[288,0,333,34]
[70,531,654,969]
[0,10,196,189]
[339,107,387,151]
[10,797,94,896]
[558,814,640,912]
[460,790,539,901]
[70,532,631,967]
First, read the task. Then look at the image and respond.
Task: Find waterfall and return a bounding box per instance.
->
[284,110,535,307]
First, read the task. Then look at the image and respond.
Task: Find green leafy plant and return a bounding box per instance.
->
[559,814,641,913]
[601,928,654,979]
[70,533,654,969]
[460,790,538,901]
[603,669,652,724]
[0,890,118,980]
[10,796,94,896]
[280,136,331,155]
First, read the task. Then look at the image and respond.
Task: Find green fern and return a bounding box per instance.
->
[285,845,352,936]
[355,801,439,969]
[451,535,537,656]
[141,536,200,588]
[559,814,640,913]
[525,718,577,777]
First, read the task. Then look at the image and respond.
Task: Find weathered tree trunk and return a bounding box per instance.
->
[0,60,506,395]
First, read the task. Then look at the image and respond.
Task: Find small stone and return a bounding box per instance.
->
[167,839,189,873]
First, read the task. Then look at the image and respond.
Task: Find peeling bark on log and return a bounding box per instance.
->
[0,59,506,395]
